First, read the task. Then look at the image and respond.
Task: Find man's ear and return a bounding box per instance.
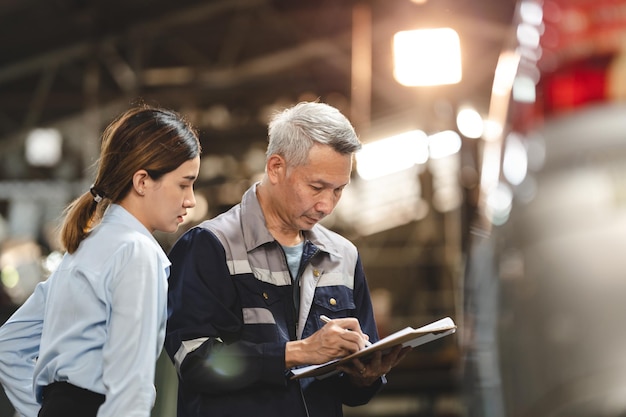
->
[132,169,150,196]
[266,154,286,184]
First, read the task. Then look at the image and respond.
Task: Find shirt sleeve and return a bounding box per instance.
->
[165,228,287,395]
[97,240,164,417]
[0,281,47,417]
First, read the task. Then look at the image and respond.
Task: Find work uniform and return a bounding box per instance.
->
[166,183,384,417]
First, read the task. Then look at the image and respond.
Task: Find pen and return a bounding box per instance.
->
[320,315,373,347]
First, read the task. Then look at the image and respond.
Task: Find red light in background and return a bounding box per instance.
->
[538,55,612,115]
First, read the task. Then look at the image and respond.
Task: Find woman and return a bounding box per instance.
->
[0,105,202,417]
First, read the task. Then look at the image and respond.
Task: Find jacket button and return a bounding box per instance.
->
[313,269,321,277]
[262,292,269,300]
[329,298,337,306]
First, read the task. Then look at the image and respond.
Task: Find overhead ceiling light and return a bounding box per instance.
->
[393,28,462,86]
[25,128,62,167]
[456,106,484,139]
[356,130,428,180]
[428,130,462,159]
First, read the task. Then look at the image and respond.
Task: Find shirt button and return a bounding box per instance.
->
[329,298,337,306]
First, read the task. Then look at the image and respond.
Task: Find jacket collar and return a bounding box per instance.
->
[240,183,343,259]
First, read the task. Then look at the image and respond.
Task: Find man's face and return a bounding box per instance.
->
[277,144,353,232]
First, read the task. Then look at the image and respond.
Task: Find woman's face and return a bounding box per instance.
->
[140,156,201,233]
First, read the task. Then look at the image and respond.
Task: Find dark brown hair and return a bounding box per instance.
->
[60,105,201,253]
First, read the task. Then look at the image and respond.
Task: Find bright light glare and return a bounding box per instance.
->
[333,166,426,236]
[393,28,462,86]
[483,119,503,142]
[43,251,64,275]
[517,23,541,49]
[456,107,484,138]
[520,1,543,26]
[513,75,536,103]
[492,51,521,96]
[1,266,19,289]
[486,182,513,226]
[25,128,62,167]
[518,45,543,63]
[356,130,428,180]
[502,133,528,186]
[428,130,461,159]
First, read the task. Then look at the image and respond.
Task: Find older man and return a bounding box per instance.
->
[165,101,408,417]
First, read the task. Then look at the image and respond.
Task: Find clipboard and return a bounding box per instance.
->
[290,316,457,379]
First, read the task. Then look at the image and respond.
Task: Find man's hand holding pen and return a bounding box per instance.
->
[285,314,410,386]
[319,315,411,386]
[285,316,370,369]
[319,315,372,347]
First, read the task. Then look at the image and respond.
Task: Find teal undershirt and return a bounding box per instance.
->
[282,242,304,313]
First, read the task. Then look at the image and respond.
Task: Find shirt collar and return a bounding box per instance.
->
[100,204,170,266]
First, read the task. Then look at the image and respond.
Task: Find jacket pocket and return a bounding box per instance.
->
[236,275,290,343]
[312,285,355,317]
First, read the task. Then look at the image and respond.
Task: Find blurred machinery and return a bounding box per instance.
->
[463,1,626,416]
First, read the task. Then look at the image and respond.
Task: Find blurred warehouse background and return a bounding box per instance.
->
[1,0,626,416]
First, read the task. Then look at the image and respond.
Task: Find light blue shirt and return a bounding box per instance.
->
[281,242,304,316]
[0,204,170,417]
[281,242,303,280]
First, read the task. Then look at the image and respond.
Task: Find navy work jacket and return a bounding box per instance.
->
[165,184,384,417]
